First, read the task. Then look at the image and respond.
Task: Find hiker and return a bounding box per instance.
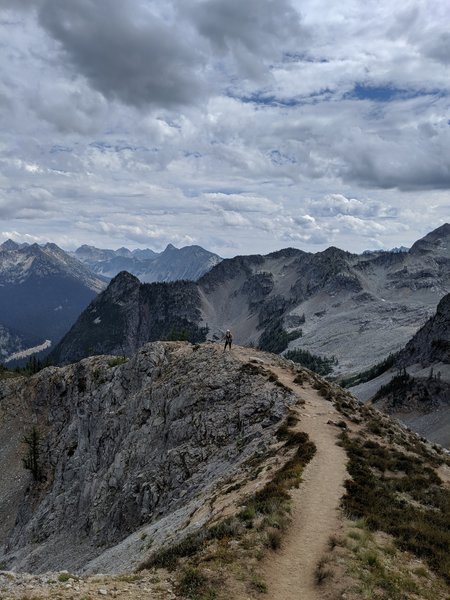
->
[223,329,233,351]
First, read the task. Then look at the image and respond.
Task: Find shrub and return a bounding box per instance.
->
[340,432,450,582]
[265,530,282,550]
[108,356,128,368]
[22,426,44,482]
[176,567,215,599]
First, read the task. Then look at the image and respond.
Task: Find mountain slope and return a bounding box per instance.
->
[74,243,222,282]
[0,342,448,599]
[350,292,450,447]
[50,272,207,364]
[53,225,450,374]
[0,241,106,360]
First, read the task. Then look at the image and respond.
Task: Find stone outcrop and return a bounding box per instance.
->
[0,342,295,573]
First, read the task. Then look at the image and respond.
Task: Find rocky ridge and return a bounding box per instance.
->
[351,291,450,448]
[0,342,296,573]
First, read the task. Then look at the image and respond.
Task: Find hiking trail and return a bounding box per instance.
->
[235,347,348,600]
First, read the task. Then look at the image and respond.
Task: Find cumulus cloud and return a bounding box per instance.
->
[37,0,205,108]
[206,192,279,213]
[308,194,397,219]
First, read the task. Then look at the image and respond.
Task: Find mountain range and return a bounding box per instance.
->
[51,224,450,376]
[0,240,221,362]
[0,240,105,361]
[73,243,222,282]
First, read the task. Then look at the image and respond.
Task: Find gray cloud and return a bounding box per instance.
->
[188,0,304,78]
[38,0,206,108]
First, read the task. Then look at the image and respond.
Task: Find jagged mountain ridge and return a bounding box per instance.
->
[0,241,106,360]
[73,243,222,282]
[52,225,450,373]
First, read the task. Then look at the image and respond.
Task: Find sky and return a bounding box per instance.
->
[0,0,449,257]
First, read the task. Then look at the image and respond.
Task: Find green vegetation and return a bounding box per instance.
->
[372,368,413,402]
[284,348,337,376]
[238,431,316,525]
[22,426,44,482]
[332,520,450,600]
[176,567,217,599]
[57,572,77,582]
[258,319,302,354]
[0,356,52,379]
[340,431,450,582]
[0,364,21,379]
[107,356,128,368]
[138,517,243,572]
[340,353,397,388]
[250,574,268,593]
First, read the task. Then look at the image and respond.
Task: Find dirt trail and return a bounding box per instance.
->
[235,348,348,600]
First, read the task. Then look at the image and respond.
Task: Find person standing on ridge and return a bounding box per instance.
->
[223,329,233,351]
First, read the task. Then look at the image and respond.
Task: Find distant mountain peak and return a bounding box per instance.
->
[410,223,450,255]
[0,239,20,251]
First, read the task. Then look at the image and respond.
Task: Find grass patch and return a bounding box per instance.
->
[265,529,282,550]
[250,574,268,593]
[315,557,332,585]
[57,572,77,582]
[341,431,450,583]
[176,567,217,599]
[138,517,243,571]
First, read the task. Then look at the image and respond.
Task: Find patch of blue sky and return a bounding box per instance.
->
[235,88,333,108]
[89,140,156,153]
[49,145,73,154]
[269,150,297,165]
[345,84,448,102]
[283,52,329,64]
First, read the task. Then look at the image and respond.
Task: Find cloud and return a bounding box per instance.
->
[206,192,279,213]
[188,0,305,78]
[307,194,397,219]
[38,0,206,108]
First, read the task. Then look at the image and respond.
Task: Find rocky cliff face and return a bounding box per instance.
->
[0,342,295,573]
[396,292,450,368]
[50,274,206,364]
